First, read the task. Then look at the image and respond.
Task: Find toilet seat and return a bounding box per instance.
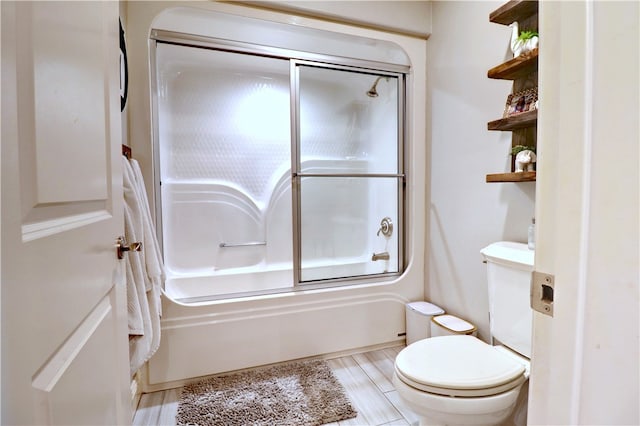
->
[395,335,527,397]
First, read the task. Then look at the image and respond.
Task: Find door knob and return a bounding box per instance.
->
[116,236,142,259]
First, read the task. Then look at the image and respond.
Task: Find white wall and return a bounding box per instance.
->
[233,1,431,38]
[426,1,536,339]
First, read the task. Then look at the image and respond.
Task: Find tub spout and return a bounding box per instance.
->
[372,251,390,261]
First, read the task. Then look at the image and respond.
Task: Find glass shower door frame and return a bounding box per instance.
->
[149,31,408,300]
[290,59,406,287]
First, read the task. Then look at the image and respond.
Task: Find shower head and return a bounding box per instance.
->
[366,76,388,98]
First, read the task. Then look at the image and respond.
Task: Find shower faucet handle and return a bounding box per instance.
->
[377,217,393,237]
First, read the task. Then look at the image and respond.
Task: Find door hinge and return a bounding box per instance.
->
[531,271,554,317]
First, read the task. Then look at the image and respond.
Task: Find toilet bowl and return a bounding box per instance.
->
[393,335,529,425]
[393,242,534,425]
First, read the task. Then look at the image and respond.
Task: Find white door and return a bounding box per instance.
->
[530,1,639,424]
[1,2,131,424]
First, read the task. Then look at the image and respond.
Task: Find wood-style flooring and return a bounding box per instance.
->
[133,345,423,426]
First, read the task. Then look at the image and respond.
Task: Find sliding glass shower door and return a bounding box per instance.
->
[294,64,403,283]
[153,39,405,300]
[155,43,294,299]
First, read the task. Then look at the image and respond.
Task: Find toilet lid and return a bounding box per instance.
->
[395,335,526,396]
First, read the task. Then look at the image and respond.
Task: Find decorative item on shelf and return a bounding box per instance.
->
[511,145,536,172]
[515,150,537,172]
[509,22,539,58]
[503,87,538,118]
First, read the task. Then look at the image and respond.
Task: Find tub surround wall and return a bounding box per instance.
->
[426,1,536,340]
[124,1,427,389]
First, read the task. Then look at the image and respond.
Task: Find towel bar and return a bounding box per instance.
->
[219,241,267,248]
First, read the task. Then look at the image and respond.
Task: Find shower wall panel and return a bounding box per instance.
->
[156,44,291,208]
[162,183,264,273]
[156,44,293,292]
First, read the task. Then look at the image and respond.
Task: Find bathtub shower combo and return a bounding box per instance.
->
[152,16,409,302]
[134,6,424,388]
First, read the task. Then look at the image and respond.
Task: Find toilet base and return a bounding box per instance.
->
[414,409,514,426]
[393,373,524,426]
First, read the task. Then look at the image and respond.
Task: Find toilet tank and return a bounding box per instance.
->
[481,242,534,358]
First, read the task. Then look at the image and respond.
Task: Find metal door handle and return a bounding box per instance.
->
[377,217,393,237]
[116,236,142,259]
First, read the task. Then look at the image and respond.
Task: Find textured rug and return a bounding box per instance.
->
[176,359,358,426]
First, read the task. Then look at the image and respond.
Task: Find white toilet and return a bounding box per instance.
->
[393,242,534,426]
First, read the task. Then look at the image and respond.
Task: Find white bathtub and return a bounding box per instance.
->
[147,283,410,391]
[164,257,386,302]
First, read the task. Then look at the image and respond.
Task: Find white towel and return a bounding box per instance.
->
[124,202,146,336]
[130,159,164,314]
[123,155,164,376]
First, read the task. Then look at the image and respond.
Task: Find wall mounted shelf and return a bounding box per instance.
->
[488,110,537,131]
[486,171,536,183]
[486,0,538,184]
[488,49,538,80]
[490,0,539,25]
